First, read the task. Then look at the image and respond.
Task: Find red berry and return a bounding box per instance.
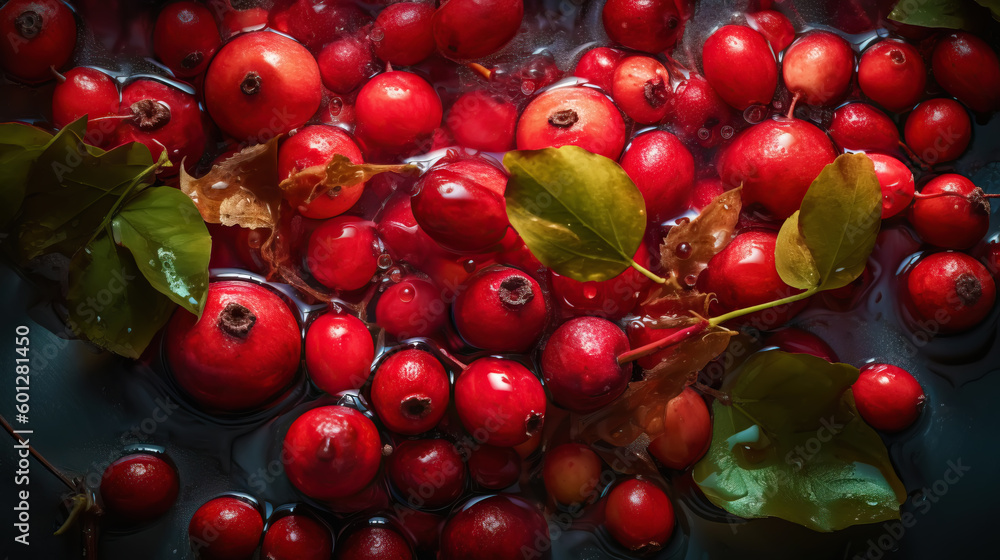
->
[717,117,837,219]
[446,90,518,152]
[702,25,777,110]
[371,348,451,435]
[188,496,264,560]
[516,86,627,160]
[218,3,268,38]
[355,71,443,152]
[573,47,627,92]
[375,276,448,339]
[166,281,301,412]
[647,388,712,470]
[688,177,726,211]
[306,216,381,292]
[541,317,632,413]
[931,32,1000,113]
[377,192,455,268]
[100,453,179,524]
[278,124,366,219]
[317,35,377,94]
[904,98,971,165]
[549,242,650,319]
[262,514,333,560]
[604,479,675,550]
[153,2,221,77]
[453,266,548,353]
[542,443,602,505]
[611,56,672,124]
[602,0,683,53]
[746,10,795,53]
[0,0,77,83]
[828,102,901,155]
[116,78,207,174]
[439,495,550,560]
[204,31,322,141]
[431,0,523,60]
[853,363,925,432]
[765,327,839,361]
[782,31,855,106]
[858,38,927,113]
[466,445,522,489]
[909,174,989,249]
[905,251,996,334]
[336,526,414,560]
[388,439,468,509]
[373,2,436,66]
[51,67,120,147]
[454,357,546,447]
[305,312,374,395]
[269,0,369,53]
[664,73,736,148]
[867,153,914,219]
[283,405,382,501]
[619,130,695,222]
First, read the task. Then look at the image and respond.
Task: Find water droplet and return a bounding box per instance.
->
[520,80,536,95]
[697,127,711,140]
[683,274,698,287]
[398,284,415,303]
[370,26,384,42]
[377,253,393,270]
[582,283,598,300]
[328,96,343,116]
[675,242,692,259]
[721,125,735,139]
[743,104,767,124]
[388,267,403,282]
[463,259,476,273]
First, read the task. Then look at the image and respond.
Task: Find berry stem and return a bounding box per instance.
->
[785,92,801,119]
[898,141,930,171]
[616,320,709,365]
[707,287,819,327]
[437,347,468,371]
[0,413,76,491]
[467,62,492,80]
[629,260,667,284]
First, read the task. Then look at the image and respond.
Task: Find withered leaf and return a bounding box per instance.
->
[280,155,419,213]
[660,187,742,291]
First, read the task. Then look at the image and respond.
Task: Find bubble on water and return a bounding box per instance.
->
[684,274,698,287]
[721,125,735,139]
[398,284,415,303]
[744,104,768,124]
[697,127,711,140]
[328,96,344,117]
[463,259,477,273]
[388,267,403,282]
[370,26,384,42]
[520,80,536,95]
[377,253,393,270]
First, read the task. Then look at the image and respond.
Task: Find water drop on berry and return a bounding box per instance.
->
[684,274,698,287]
[389,267,403,282]
[463,259,477,273]
[697,127,711,140]
[521,80,536,95]
[675,243,692,259]
[370,25,384,42]
[328,96,343,116]
[721,125,735,139]
[377,253,393,270]
[582,283,598,300]
[398,284,415,303]
[744,104,767,124]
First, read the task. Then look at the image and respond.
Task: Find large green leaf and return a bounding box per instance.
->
[693,351,907,532]
[503,146,647,282]
[888,0,982,29]
[66,232,175,359]
[774,211,819,290]
[0,123,53,227]
[112,187,212,316]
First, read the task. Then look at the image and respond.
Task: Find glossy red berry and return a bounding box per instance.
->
[542,443,602,505]
[375,276,448,340]
[317,35,376,94]
[446,90,518,152]
[432,0,523,60]
[188,496,264,560]
[283,405,382,501]
[906,251,996,334]
[466,445,522,489]
[153,2,221,77]
[51,67,119,146]
[909,174,989,249]
[0,0,77,83]
[688,177,726,211]
[262,514,333,560]
[702,25,777,110]
[647,388,712,470]
[602,0,683,53]
[306,216,380,292]
[100,453,179,524]
[853,363,925,432]
[573,47,627,92]
[268,0,369,53]
[305,312,374,395]
[453,266,547,353]
[204,31,322,141]
[371,348,451,435]
[516,86,627,160]
[867,153,914,219]
[765,328,839,362]
[116,78,207,173]
[439,495,550,560]
[904,98,971,165]
[541,317,632,413]
[549,242,650,319]
[377,192,455,269]
[355,71,443,152]
[858,38,926,113]
[373,2,435,66]
[218,2,268,38]
[828,102,900,155]
[931,32,1000,113]
[388,439,467,509]
[278,125,366,219]
[782,31,855,106]
[454,357,546,447]
[746,10,795,53]
[166,281,301,412]
[604,479,675,551]
[336,526,414,560]
[611,56,672,124]
[663,74,736,148]
[620,130,695,222]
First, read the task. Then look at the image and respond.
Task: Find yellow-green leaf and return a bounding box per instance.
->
[775,211,820,289]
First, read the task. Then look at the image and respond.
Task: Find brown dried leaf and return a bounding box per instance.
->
[639,289,715,330]
[279,155,420,213]
[660,187,742,290]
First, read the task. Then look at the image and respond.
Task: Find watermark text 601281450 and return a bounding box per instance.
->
[13,325,32,546]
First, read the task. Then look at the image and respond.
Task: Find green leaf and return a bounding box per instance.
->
[66,232,175,359]
[693,351,907,532]
[503,146,647,282]
[888,0,981,29]
[112,187,212,316]
[0,123,53,227]
[774,211,820,289]
[974,0,1000,20]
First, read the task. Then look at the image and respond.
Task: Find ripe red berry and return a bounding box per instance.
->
[371,348,451,435]
[466,445,522,489]
[439,495,550,560]
[909,174,989,249]
[116,78,207,174]
[611,56,672,124]
[373,2,436,66]
[828,102,901,155]
[549,242,650,319]
[217,2,268,39]
[647,388,712,470]
[355,71,443,152]
[604,479,675,551]
[268,0,369,53]
[305,312,374,395]
[688,177,726,211]
[905,251,996,334]
[153,2,221,77]
[454,357,546,447]
[903,98,971,165]
[262,514,333,560]
[377,192,456,269]
[188,496,264,560]
[100,453,179,525]
[931,32,1000,113]
[453,266,548,353]
[283,405,382,501]
[204,31,322,141]
[0,0,77,83]
[375,276,448,340]
[868,153,915,219]
[663,74,736,148]
[278,124,366,219]
[51,67,120,147]
[166,281,301,412]
[746,10,795,53]
[573,47,627,92]
[541,317,632,413]
[317,35,377,94]
[702,25,777,110]
[542,443,602,505]
[619,130,695,222]
[388,439,468,509]
[446,90,518,152]
[432,0,523,60]
[306,216,381,292]
[336,526,414,560]
[516,86,627,160]
[782,31,855,106]
[858,38,927,113]
[602,0,683,53]
[853,363,925,432]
